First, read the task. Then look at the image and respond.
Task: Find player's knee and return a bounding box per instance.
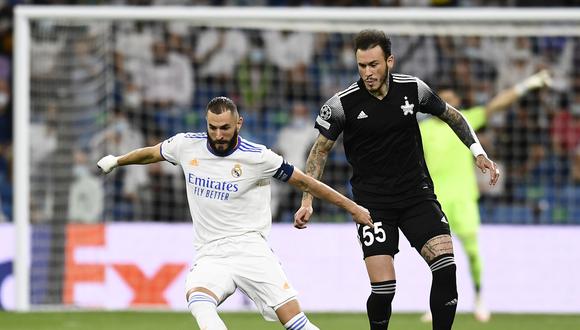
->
[187,292,227,330]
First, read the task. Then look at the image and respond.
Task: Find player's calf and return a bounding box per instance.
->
[187,291,227,330]
[367,280,396,330]
[428,254,458,330]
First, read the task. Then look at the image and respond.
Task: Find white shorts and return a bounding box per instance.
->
[185,232,298,321]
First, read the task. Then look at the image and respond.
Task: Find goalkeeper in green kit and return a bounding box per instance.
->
[419,70,552,322]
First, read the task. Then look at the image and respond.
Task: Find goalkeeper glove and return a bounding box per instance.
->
[97,155,119,174]
[514,69,552,96]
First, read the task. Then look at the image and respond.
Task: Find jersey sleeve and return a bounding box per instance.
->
[160,133,185,165]
[314,94,345,141]
[260,148,295,182]
[417,78,446,116]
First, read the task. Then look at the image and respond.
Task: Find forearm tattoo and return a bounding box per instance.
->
[438,106,477,148]
[302,137,333,201]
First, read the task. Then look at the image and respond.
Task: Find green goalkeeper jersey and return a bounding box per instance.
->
[420,106,487,202]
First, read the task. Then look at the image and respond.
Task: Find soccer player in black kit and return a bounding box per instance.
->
[294,30,500,330]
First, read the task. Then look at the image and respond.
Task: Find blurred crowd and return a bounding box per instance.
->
[0,1,579,225]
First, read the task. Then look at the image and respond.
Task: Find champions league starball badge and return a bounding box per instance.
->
[231,164,242,178]
[320,104,332,120]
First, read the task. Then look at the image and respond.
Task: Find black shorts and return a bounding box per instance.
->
[356,200,451,259]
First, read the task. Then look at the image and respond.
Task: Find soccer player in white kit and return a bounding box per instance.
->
[97,96,373,330]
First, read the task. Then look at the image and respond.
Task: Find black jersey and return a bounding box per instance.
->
[315,73,447,208]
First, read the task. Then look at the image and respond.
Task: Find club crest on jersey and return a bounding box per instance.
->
[401,96,415,116]
[320,104,332,120]
[231,163,242,178]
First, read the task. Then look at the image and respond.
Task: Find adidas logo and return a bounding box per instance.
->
[441,216,448,224]
[357,111,368,119]
[445,298,458,306]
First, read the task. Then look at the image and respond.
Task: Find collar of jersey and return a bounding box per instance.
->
[206,136,241,157]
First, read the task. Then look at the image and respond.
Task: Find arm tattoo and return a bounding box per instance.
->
[302,136,334,201]
[438,105,477,148]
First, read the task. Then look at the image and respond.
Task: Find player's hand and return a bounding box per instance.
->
[351,205,373,228]
[522,69,553,91]
[97,155,119,174]
[476,154,500,186]
[294,204,313,229]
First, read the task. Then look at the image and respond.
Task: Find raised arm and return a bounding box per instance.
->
[485,70,551,118]
[437,105,500,186]
[97,143,164,174]
[294,134,335,229]
[288,167,373,228]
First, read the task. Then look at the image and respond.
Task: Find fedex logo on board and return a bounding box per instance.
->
[65,224,191,308]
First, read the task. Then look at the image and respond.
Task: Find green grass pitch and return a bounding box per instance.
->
[1,311,579,330]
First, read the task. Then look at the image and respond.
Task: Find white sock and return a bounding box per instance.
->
[283,312,320,330]
[187,292,227,330]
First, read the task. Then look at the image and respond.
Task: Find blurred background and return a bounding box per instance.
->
[0,0,579,326]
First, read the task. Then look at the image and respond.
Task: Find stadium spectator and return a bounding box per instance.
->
[141,39,193,108]
[96,96,372,330]
[262,29,317,102]
[295,29,499,330]
[67,150,104,223]
[272,102,318,222]
[89,109,147,220]
[419,70,552,322]
[392,35,437,84]
[550,97,580,155]
[235,33,279,113]
[29,102,58,223]
[194,27,248,80]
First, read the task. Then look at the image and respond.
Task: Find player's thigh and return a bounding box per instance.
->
[185,257,236,303]
[233,237,298,321]
[441,199,480,237]
[398,200,452,258]
[357,209,400,259]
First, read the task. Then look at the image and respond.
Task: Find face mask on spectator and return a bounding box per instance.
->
[341,49,355,67]
[73,164,90,178]
[572,104,580,116]
[125,92,141,108]
[250,49,264,64]
[0,92,8,107]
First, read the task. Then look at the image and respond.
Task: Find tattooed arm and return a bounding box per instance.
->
[437,104,500,186]
[438,104,479,148]
[294,134,335,229]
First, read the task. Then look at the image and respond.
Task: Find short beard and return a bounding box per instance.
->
[207,128,239,157]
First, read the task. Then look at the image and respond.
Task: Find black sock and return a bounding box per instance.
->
[429,254,458,330]
[367,280,396,330]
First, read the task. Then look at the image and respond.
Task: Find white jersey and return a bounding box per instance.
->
[161,132,290,249]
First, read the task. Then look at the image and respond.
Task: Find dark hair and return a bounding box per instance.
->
[206,96,239,116]
[354,29,392,58]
